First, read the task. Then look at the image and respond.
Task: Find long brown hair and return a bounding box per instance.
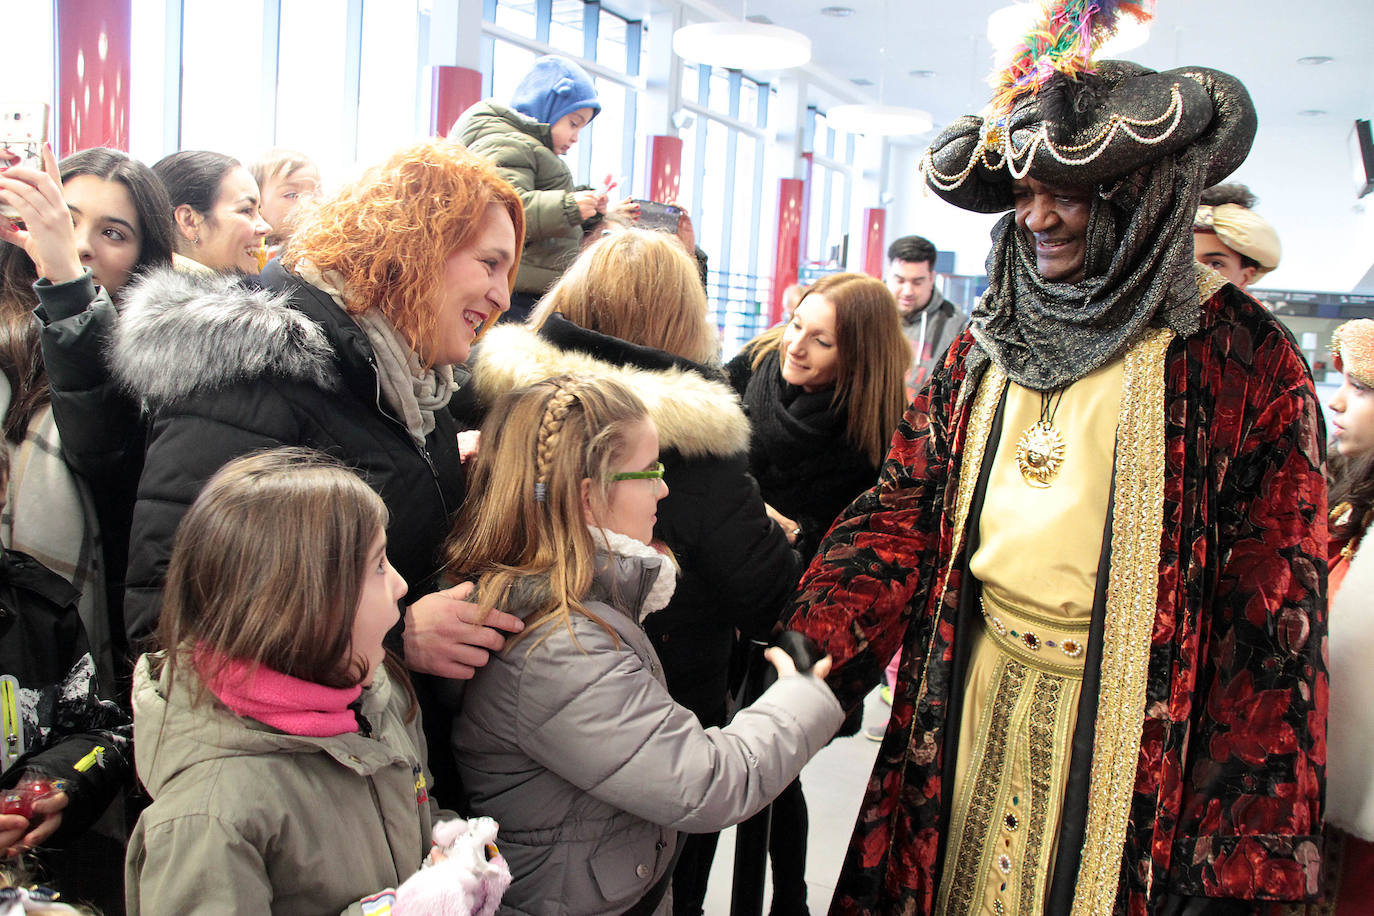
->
[282,139,524,367]
[157,448,392,696]
[531,229,719,365]
[0,247,46,445]
[743,272,908,465]
[444,375,649,648]
[1330,450,1374,543]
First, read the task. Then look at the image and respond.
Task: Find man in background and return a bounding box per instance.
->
[886,235,964,398]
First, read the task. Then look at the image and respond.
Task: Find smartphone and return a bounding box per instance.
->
[0,102,50,221]
[631,199,683,233]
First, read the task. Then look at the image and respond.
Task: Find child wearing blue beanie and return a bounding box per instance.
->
[453,55,606,323]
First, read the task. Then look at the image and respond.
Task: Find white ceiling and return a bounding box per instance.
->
[635,0,1374,292]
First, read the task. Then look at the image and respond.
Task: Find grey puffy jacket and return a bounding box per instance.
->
[454,537,843,916]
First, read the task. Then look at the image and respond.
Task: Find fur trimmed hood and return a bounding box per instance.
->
[112,268,339,406]
[472,323,751,460]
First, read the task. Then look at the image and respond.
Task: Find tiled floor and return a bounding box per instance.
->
[702,687,886,915]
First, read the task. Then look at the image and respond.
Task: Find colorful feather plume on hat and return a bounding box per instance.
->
[989,0,1155,115]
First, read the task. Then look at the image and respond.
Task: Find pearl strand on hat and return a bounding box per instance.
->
[923,84,1185,191]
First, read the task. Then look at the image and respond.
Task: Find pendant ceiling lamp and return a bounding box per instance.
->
[825,103,933,137]
[672,20,812,71]
[826,1,931,137]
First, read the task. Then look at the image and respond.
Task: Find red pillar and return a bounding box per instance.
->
[861,208,887,278]
[644,135,683,204]
[55,0,132,155]
[770,178,804,326]
[431,66,483,136]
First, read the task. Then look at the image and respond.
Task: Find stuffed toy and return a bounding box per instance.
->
[388,816,511,916]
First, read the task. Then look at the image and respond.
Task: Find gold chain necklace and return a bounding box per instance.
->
[1015,388,1066,487]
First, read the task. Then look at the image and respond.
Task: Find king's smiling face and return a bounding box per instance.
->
[1011,176,1093,284]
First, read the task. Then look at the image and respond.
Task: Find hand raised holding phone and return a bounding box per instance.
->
[0,138,85,286]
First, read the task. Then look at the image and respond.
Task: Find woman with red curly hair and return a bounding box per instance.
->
[112,140,527,799]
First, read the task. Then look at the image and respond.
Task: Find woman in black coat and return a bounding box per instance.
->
[457,228,799,915]
[725,272,910,916]
[110,140,530,803]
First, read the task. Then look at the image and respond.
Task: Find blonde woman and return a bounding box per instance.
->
[724,272,908,915]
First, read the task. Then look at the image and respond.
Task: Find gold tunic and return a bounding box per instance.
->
[935,357,1124,916]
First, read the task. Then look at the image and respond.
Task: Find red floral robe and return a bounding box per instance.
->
[789,276,1327,915]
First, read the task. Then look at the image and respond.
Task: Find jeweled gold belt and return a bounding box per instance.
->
[979,589,1089,674]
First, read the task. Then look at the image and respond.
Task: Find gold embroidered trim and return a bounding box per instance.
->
[1019,673,1064,915]
[1195,261,1227,303]
[939,659,1027,915]
[893,364,1008,873]
[981,592,1091,674]
[1069,326,1174,916]
[944,363,1008,595]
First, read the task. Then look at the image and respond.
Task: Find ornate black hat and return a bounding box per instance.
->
[922,3,1257,213]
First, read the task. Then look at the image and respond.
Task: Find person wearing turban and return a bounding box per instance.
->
[1193,183,1281,290]
[783,4,1327,914]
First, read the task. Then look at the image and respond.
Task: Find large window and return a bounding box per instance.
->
[357,1,422,168]
[143,0,426,185]
[483,0,641,192]
[178,1,266,160]
[804,107,857,272]
[678,62,775,355]
[274,0,351,173]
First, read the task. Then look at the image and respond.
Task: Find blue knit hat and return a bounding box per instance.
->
[509,55,601,128]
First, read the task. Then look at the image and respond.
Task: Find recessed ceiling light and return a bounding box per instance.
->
[908,69,937,78]
[1297,55,1334,65]
[745,14,773,24]
[850,77,874,87]
[821,6,855,16]
[1298,109,1328,117]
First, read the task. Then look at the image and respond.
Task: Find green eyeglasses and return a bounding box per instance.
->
[610,461,665,482]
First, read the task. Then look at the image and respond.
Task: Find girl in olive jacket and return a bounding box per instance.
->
[125,450,447,916]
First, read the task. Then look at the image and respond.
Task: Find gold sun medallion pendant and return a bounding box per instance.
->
[1015,419,1065,488]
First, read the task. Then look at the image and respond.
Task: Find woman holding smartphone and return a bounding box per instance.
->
[0,142,173,912]
[0,145,176,687]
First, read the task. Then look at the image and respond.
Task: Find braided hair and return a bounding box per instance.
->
[533,380,586,502]
[443,375,650,646]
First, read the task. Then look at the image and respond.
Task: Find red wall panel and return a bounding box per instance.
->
[431,66,483,137]
[56,0,132,154]
[770,177,804,326]
[862,207,886,278]
[643,135,683,204]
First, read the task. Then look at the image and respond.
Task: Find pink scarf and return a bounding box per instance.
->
[199,652,363,738]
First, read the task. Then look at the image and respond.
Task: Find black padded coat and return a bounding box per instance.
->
[112,261,465,645]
